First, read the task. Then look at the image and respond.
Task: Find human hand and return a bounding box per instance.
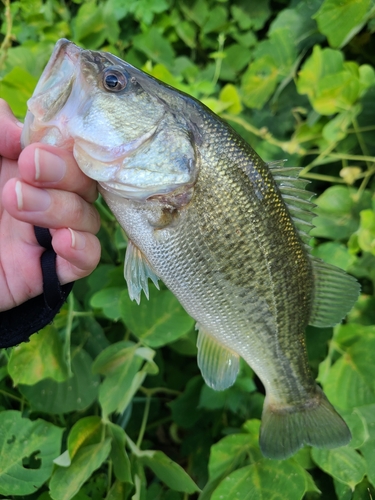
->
[0,99,101,312]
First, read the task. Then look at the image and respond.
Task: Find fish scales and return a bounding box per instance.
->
[22,39,359,459]
[101,109,316,407]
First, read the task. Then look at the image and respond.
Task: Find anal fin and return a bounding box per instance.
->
[124,240,159,304]
[309,257,360,327]
[196,326,240,391]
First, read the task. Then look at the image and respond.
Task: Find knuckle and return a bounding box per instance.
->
[70,196,86,225]
[90,206,101,233]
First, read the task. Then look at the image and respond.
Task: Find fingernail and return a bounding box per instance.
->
[15,181,23,210]
[35,148,66,182]
[15,181,51,211]
[16,121,23,128]
[69,228,86,250]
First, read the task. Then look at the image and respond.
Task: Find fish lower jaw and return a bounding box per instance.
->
[99,181,186,202]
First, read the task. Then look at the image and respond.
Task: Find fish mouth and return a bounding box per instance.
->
[21,39,81,148]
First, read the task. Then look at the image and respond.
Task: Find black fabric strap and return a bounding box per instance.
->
[0,226,74,348]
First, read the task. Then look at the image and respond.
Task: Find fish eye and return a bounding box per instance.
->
[103,70,127,92]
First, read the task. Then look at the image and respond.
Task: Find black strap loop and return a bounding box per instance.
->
[0,226,74,348]
[34,226,64,309]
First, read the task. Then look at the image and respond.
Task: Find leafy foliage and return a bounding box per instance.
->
[1,0,375,498]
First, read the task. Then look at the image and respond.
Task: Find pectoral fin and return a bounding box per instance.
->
[124,240,159,304]
[196,326,240,391]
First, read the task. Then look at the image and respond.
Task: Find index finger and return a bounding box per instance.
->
[0,99,22,160]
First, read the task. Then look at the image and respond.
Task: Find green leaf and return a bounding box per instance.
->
[208,432,260,481]
[357,404,375,487]
[297,46,362,114]
[95,342,157,419]
[202,5,227,34]
[8,326,70,385]
[175,21,197,49]
[120,287,194,348]
[356,209,375,255]
[342,409,368,449]
[311,242,357,271]
[132,27,175,67]
[359,64,375,93]
[269,4,319,50]
[255,28,296,77]
[232,0,271,31]
[314,0,371,49]
[322,333,375,409]
[322,108,360,143]
[49,439,112,500]
[92,341,138,375]
[3,42,54,78]
[68,416,103,460]
[0,67,38,118]
[107,423,133,484]
[72,1,120,48]
[220,44,252,81]
[18,349,99,414]
[0,411,63,496]
[311,186,368,240]
[241,55,279,109]
[238,23,297,111]
[128,0,169,25]
[105,479,132,500]
[219,84,242,114]
[211,460,308,500]
[90,287,123,320]
[311,447,366,489]
[168,377,204,428]
[140,451,200,493]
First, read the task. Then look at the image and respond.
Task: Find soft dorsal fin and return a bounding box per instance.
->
[268,161,316,245]
[309,257,360,327]
[196,326,240,391]
[124,240,160,304]
[268,162,360,326]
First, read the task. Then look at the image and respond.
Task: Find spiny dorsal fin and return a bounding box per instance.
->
[124,240,160,304]
[196,326,240,391]
[268,160,316,245]
[309,257,360,327]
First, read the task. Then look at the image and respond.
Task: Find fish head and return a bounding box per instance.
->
[22,39,199,201]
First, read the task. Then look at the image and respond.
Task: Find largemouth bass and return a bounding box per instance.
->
[21,39,360,459]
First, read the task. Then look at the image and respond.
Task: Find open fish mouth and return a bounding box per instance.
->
[22,40,195,200]
[21,40,81,149]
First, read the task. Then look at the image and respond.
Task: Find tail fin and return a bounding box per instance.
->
[259,387,351,460]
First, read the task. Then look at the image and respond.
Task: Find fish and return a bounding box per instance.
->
[21,39,360,460]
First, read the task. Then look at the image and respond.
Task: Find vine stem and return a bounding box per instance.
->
[0,389,24,404]
[64,293,75,376]
[222,113,307,155]
[139,386,181,397]
[107,459,113,495]
[211,33,226,87]
[136,393,151,448]
[0,0,13,70]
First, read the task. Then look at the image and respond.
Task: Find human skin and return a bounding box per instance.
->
[0,98,101,312]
